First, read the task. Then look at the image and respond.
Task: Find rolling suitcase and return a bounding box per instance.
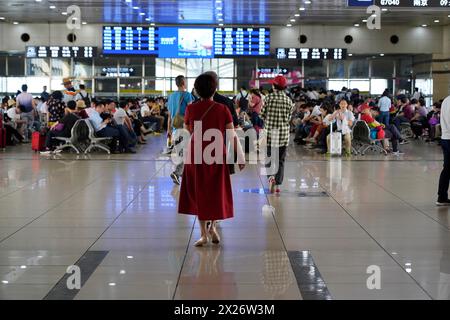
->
[32,131,46,152]
[329,122,342,156]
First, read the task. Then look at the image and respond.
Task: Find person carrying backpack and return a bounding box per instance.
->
[236,86,249,113]
[75,84,91,106]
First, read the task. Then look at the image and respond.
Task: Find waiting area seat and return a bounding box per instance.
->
[352,120,387,156]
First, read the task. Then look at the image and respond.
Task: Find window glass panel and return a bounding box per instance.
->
[328,79,349,91]
[26,58,50,76]
[348,59,369,78]
[50,78,63,92]
[8,56,25,76]
[94,57,118,77]
[51,59,71,77]
[170,59,187,77]
[349,79,370,92]
[0,57,6,76]
[370,79,388,95]
[371,58,393,78]
[218,59,234,78]
[304,60,326,78]
[329,61,345,78]
[120,78,142,97]
[118,57,143,77]
[144,78,163,95]
[74,59,93,78]
[187,59,203,77]
[144,57,156,77]
[7,77,26,94]
[95,79,117,96]
[218,78,234,92]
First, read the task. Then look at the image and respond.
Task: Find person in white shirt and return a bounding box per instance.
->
[75,84,90,103]
[6,101,27,137]
[437,95,450,206]
[325,99,355,156]
[378,90,392,126]
[412,87,421,101]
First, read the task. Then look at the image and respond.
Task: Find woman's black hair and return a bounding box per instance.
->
[194,73,217,99]
[51,91,63,101]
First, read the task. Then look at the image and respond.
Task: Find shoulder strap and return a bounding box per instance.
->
[200,102,216,121]
[176,92,185,116]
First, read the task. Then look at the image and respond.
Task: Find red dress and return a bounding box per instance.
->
[178,100,234,221]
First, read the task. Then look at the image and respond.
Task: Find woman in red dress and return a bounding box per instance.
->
[178,73,245,247]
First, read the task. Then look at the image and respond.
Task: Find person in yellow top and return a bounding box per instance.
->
[141,98,164,134]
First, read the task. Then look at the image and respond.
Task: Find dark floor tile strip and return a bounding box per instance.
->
[43,251,109,300]
[288,251,333,300]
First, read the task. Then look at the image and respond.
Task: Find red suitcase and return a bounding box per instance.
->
[32,132,46,152]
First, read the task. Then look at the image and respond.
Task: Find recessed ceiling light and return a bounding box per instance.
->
[13,21,19,25]
[119,270,126,275]
[354,23,360,27]
[305,0,311,3]
[35,0,42,2]
[108,282,116,286]
[382,8,388,11]
[82,21,87,25]
[61,12,68,15]
[125,0,132,2]
[294,14,300,17]
[448,14,450,18]
[348,53,353,56]
[49,5,56,9]
[286,24,292,27]
[290,19,295,22]
[20,265,27,269]
[362,19,367,22]
[299,7,306,11]
[405,262,412,266]
[434,20,440,23]
[380,53,385,56]
[72,17,78,20]
[422,24,427,27]
[1,280,8,284]
[0,17,5,20]
[126,256,134,259]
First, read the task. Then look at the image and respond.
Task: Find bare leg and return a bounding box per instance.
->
[194,220,210,247]
[209,220,221,244]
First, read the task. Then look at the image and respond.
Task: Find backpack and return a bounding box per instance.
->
[79,91,91,107]
[172,93,186,129]
[239,91,249,112]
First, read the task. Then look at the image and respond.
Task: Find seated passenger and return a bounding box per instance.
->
[427,102,441,142]
[393,97,414,130]
[89,100,136,154]
[360,105,405,155]
[6,100,27,138]
[410,99,428,139]
[141,98,164,133]
[325,99,355,156]
[75,100,89,119]
[42,100,80,152]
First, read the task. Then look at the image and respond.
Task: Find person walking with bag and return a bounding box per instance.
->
[168,75,194,185]
[178,73,245,247]
[261,75,295,194]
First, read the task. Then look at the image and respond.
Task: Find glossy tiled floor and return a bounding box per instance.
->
[1,137,450,300]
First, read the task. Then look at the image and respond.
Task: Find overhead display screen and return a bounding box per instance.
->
[26,46,97,58]
[102,26,270,58]
[276,48,347,60]
[214,27,270,57]
[102,26,158,55]
[349,0,450,7]
[158,27,214,58]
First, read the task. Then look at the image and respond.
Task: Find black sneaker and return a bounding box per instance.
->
[436,199,450,206]
[170,172,181,185]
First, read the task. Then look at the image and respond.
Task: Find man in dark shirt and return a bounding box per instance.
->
[43,100,80,152]
[204,71,239,127]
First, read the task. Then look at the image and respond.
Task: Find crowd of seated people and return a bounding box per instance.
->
[1,83,446,158]
[1,86,171,154]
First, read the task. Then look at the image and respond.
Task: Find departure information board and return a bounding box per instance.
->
[276,48,347,60]
[375,0,450,7]
[214,27,270,57]
[103,26,158,55]
[26,46,97,58]
[102,26,270,57]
